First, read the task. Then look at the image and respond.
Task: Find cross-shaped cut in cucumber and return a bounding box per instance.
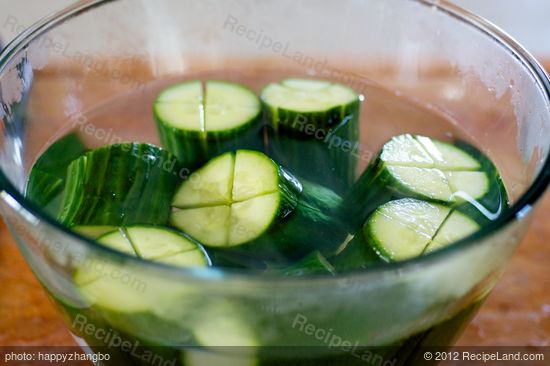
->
[365,198,480,261]
[171,150,300,247]
[154,81,262,167]
[380,134,489,203]
[74,226,209,313]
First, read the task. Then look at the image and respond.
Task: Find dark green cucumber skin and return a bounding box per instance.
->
[59,143,180,227]
[338,161,390,232]
[26,132,87,213]
[155,111,264,171]
[329,232,383,271]
[453,141,509,225]
[268,251,335,276]
[217,180,350,265]
[340,140,509,232]
[264,99,360,195]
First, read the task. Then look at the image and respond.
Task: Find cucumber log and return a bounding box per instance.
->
[364,198,480,261]
[341,134,508,231]
[74,226,210,313]
[171,150,350,262]
[58,143,180,227]
[154,80,263,169]
[261,78,361,194]
[26,132,87,214]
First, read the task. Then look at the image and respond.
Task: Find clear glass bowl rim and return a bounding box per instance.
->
[0,0,549,284]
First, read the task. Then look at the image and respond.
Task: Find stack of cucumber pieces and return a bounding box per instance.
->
[26,78,508,276]
[344,134,508,261]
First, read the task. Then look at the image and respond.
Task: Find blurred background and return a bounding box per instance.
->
[0,0,548,350]
[1,0,550,59]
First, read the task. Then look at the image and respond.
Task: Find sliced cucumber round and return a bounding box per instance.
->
[425,211,480,254]
[171,150,300,248]
[342,134,508,231]
[379,134,489,202]
[72,225,118,239]
[365,199,451,261]
[364,198,481,262]
[58,143,180,227]
[261,78,360,193]
[74,226,210,313]
[154,80,262,169]
[261,78,359,131]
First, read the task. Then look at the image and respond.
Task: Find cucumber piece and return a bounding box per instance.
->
[171,150,300,248]
[246,180,349,261]
[72,225,118,239]
[365,199,451,261]
[26,132,87,213]
[262,79,359,131]
[342,134,508,231]
[262,78,360,193]
[154,80,262,169]
[171,151,349,262]
[364,198,483,261]
[210,179,350,265]
[74,226,209,313]
[425,211,480,253]
[453,140,509,223]
[58,143,180,227]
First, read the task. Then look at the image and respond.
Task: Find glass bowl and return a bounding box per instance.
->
[0,0,549,365]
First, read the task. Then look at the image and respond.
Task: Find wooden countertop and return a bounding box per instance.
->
[0,64,549,351]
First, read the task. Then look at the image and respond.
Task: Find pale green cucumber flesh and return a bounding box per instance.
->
[261,78,358,115]
[365,198,482,261]
[72,225,118,239]
[380,134,490,203]
[154,80,260,135]
[342,134,507,231]
[171,150,300,247]
[426,211,480,253]
[365,198,451,261]
[74,226,209,313]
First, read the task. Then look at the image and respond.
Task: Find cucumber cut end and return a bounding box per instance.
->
[154,102,203,131]
[365,199,450,261]
[229,193,280,246]
[376,134,500,206]
[232,150,279,201]
[206,80,260,109]
[172,153,235,208]
[446,171,490,202]
[426,212,480,253]
[125,226,202,260]
[171,150,296,248]
[386,166,455,202]
[417,136,480,171]
[261,78,358,113]
[155,80,261,133]
[172,206,231,248]
[72,226,118,239]
[156,80,203,104]
[380,134,434,168]
[97,228,136,255]
[75,226,209,312]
